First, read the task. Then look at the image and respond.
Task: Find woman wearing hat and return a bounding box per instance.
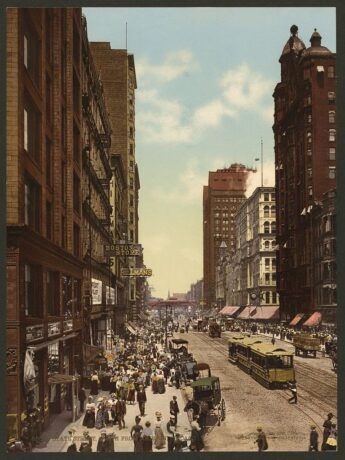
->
[154,413,166,450]
[90,372,100,396]
[127,379,136,404]
[190,418,204,452]
[142,421,154,452]
[130,416,143,452]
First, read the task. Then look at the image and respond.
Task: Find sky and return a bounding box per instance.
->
[84,7,336,298]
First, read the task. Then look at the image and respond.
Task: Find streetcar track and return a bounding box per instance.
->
[186,332,337,433]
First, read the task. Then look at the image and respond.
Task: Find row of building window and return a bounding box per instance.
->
[24,265,82,317]
[263,221,276,234]
[263,192,275,202]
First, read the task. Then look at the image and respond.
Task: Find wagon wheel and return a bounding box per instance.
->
[221,398,226,421]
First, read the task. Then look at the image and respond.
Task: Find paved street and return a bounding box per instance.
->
[177,330,337,452]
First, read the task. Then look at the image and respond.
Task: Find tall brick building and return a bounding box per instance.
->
[81,17,114,350]
[6,7,86,438]
[203,164,254,308]
[273,26,336,320]
[90,43,142,323]
[6,8,115,440]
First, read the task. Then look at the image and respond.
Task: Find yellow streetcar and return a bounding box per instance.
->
[249,343,295,388]
[236,337,263,373]
[228,335,250,363]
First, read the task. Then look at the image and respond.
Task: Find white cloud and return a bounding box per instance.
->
[245,160,276,198]
[136,49,199,83]
[137,57,274,145]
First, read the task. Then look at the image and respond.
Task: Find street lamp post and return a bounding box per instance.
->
[165,305,168,350]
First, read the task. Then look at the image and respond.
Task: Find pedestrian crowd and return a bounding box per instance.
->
[66,326,204,452]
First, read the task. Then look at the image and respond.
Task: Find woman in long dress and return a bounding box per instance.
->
[90,372,100,396]
[130,416,143,452]
[154,420,166,450]
[83,397,95,429]
[95,402,105,429]
[142,421,154,452]
[127,379,136,404]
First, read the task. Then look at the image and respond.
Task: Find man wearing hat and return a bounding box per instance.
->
[309,425,319,451]
[255,427,268,451]
[66,427,77,452]
[166,414,176,451]
[97,430,108,452]
[169,396,180,426]
[322,413,333,450]
[82,430,93,449]
[115,396,126,430]
[137,385,147,417]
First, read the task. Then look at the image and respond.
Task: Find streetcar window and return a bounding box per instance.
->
[267,355,292,368]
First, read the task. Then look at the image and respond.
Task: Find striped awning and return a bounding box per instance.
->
[219,306,240,316]
[125,323,137,335]
[303,312,322,327]
[250,306,280,320]
[237,306,257,319]
[289,313,305,326]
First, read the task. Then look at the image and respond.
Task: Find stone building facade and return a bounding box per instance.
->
[227,187,278,309]
[273,25,336,319]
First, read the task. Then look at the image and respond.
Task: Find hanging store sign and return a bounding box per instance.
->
[106,286,115,305]
[26,324,44,343]
[63,320,73,332]
[104,243,142,257]
[121,267,153,277]
[92,278,103,305]
[48,322,62,337]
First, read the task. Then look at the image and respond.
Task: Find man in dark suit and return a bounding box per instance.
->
[309,425,319,451]
[169,396,180,425]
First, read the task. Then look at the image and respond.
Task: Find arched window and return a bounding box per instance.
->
[265,292,270,304]
[264,241,270,249]
[264,221,270,234]
[306,131,312,143]
[271,205,276,217]
[329,129,336,142]
[271,221,276,233]
[264,205,269,217]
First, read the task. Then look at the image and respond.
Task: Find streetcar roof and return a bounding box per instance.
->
[250,343,293,356]
[191,376,219,387]
[238,337,263,347]
[228,335,246,343]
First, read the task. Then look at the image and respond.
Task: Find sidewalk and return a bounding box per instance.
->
[33,383,191,452]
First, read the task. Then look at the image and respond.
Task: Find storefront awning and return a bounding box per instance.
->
[48,373,79,385]
[125,323,137,335]
[250,306,280,320]
[303,312,322,327]
[219,306,240,316]
[237,306,257,319]
[289,313,305,326]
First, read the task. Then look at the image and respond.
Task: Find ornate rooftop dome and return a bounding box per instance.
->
[280,25,306,59]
